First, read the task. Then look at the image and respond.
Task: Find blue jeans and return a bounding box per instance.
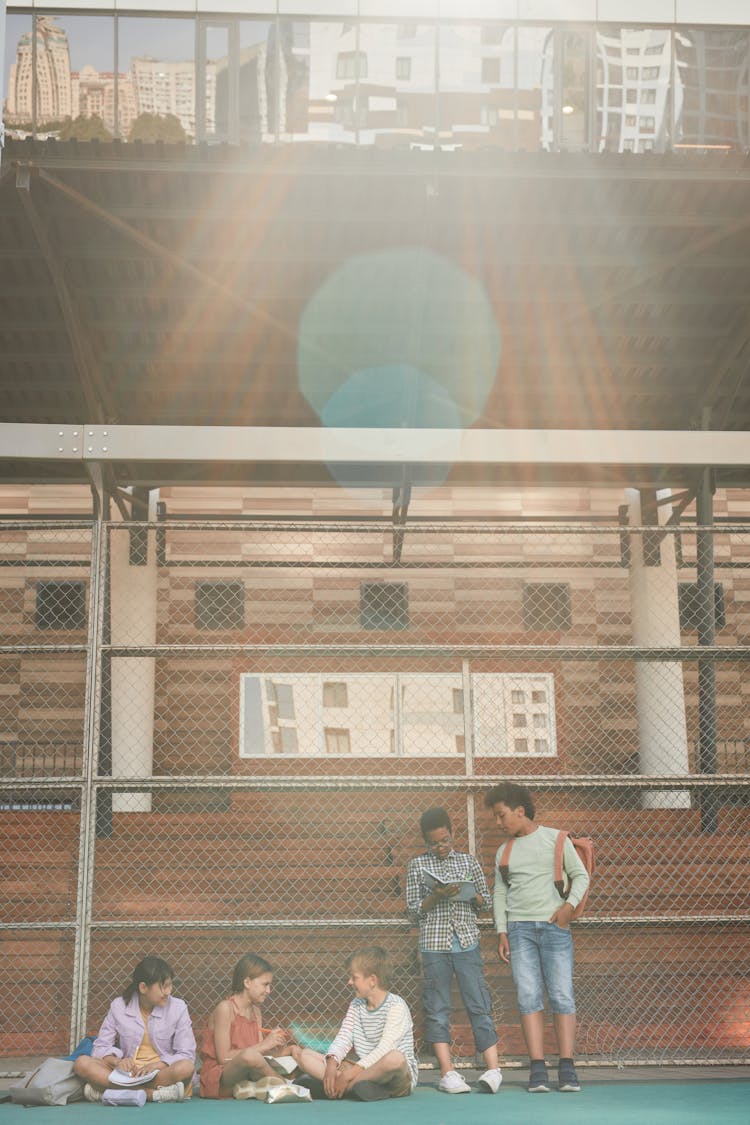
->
[421,946,498,1052]
[508,921,576,1016]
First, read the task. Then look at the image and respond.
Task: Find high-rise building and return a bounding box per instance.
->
[6,16,73,126]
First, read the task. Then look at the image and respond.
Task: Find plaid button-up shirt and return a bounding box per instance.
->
[406,848,491,952]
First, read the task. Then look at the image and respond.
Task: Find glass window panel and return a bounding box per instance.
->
[4,14,115,139]
[117,16,196,142]
[437,23,516,150]
[278,21,358,144]
[238,20,276,143]
[596,27,672,153]
[358,22,436,149]
[3,13,34,137]
[241,673,394,757]
[401,674,464,756]
[560,31,589,151]
[473,673,556,757]
[203,23,231,143]
[517,25,553,150]
[674,28,750,151]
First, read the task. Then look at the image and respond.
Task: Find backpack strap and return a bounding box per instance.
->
[554,829,569,900]
[498,837,514,887]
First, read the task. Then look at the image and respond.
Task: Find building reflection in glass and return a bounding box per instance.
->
[2,15,750,154]
[675,28,750,151]
[437,24,516,150]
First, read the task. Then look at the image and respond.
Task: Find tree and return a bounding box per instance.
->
[128,112,187,144]
[58,114,112,142]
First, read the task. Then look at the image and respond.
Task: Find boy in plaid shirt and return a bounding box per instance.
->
[406,806,502,1095]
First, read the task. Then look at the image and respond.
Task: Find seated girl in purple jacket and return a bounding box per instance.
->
[74,956,196,1104]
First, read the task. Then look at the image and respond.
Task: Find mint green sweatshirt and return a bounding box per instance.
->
[492,825,590,934]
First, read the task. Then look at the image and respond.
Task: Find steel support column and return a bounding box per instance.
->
[696,467,718,834]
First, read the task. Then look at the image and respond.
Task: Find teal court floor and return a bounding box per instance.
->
[2,1070,749,1124]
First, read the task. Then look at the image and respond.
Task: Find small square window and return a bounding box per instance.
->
[481,57,501,84]
[534,739,549,754]
[325,727,351,754]
[512,714,527,728]
[195,581,244,630]
[323,682,348,708]
[531,690,546,704]
[36,580,86,630]
[511,689,525,704]
[360,582,409,630]
[514,738,528,754]
[522,583,572,631]
[271,682,296,721]
[678,583,725,632]
[396,56,411,80]
[279,726,298,753]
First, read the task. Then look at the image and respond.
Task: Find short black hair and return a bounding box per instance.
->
[122,956,173,1003]
[485,782,535,820]
[419,806,452,838]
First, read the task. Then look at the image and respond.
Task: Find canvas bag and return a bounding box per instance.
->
[498,829,595,920]
[9,1056,85,1106]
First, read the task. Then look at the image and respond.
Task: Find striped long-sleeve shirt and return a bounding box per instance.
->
[326,993,418,1088]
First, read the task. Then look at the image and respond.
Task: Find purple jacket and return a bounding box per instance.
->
[92,994,196,1066]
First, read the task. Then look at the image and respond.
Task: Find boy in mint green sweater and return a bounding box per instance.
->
[485,783,589,1095]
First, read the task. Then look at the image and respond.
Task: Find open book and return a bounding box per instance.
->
[264,1055,297,1076]
[422,870,477,903]
[109,1068,159,1088]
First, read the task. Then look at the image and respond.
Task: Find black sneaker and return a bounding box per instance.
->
[527,1061,550,1093]
[558,1062,580,1092]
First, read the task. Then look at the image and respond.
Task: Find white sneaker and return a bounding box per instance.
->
[151,1081,185,1103]
[83,1083,103,1103]
[477,1068,503,1093]
[438,1070,471,1094]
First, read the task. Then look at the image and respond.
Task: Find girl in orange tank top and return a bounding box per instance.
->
[199,953,289,1098]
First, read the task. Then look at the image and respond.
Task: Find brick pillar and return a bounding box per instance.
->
[109,496,158,813]
[626,488,690,809]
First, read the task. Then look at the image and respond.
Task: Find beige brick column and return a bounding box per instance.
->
[626,488,690,809]
[109,497,158,813]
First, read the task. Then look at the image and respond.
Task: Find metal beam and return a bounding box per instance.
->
[2,423,748,468]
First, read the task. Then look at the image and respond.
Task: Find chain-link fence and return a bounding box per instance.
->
[1,517,748,1065]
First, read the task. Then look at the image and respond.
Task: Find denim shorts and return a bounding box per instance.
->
[507,920,576,1016]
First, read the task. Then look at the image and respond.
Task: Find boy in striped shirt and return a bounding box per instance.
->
[291,946,417,1101]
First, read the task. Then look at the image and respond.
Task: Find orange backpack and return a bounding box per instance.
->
[497,830,594,920]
